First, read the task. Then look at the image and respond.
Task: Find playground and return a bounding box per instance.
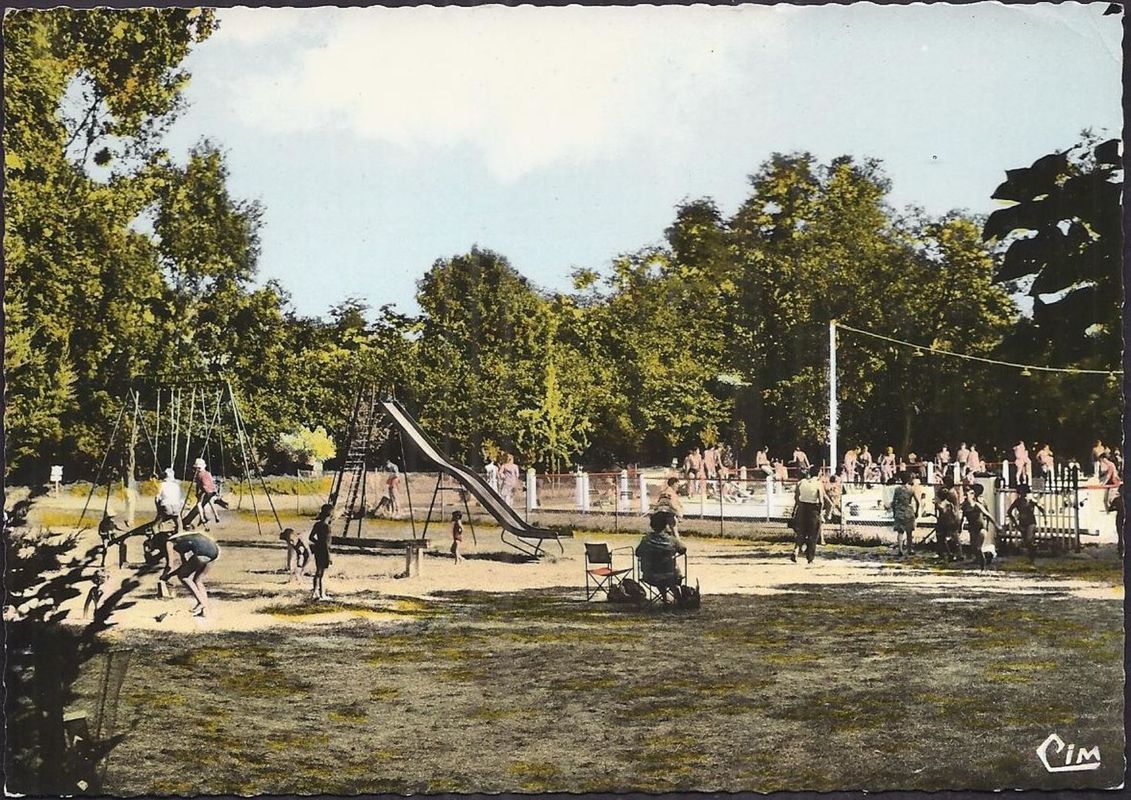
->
[18,487,1124,794]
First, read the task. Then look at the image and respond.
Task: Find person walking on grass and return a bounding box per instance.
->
[1007,484,1045,564]
[309,503,333,600]
[791,465,830,564]
[158,529,221,617]
[933,476,963,561]
[962,484,1000,571]
[889,471,919,556]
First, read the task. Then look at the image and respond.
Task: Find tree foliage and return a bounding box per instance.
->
[4,12,1117,479]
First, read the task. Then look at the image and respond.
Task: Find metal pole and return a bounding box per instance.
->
[829,320,839,473]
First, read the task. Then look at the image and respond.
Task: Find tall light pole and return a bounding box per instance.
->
[829,320,838,472]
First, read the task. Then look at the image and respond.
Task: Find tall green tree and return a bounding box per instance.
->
[984,135,1121,366]
[4,8,216,477]
[414,247,547,464]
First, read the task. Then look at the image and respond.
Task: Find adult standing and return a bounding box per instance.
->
[1092,439,1106,477]
[498,454,521,507]
[956,442,969,472]
[965,444,982,476]
[858,445,874,480]
[791,465,830,564]
[703,445,719,493]
[879,447,897,484]
[1013,440,1031,485]
[936,445,951,475]
[842,448,858,485]
[484,457,500,492]
[889,472,920,556]
[1035,444,1054,490]
[684,448,703,496]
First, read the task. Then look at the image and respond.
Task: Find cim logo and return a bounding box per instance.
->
[1036,733,1102,773]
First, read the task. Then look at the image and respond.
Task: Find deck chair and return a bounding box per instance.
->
[584,541,635,600]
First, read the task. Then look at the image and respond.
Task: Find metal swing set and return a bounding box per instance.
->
[76,376,283,571]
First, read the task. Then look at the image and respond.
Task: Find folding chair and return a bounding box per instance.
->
[638,551,689,607]
[584,541,635,600]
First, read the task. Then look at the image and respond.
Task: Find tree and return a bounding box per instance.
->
[278,425,337,469]
[983,135,1122,447]
[984,135,1121,366]
[414,247,547,463]
[4,8,216,478]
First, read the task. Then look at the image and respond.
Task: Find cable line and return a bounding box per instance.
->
[835,322,1122,376]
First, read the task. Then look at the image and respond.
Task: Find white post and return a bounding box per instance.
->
[829,320,838,473]
[926,462,935,485]
[765,475,774,521]
[526,468,537,513]
[1001,458,1009,485]
[618,470,630,507]
[739,465,747,482]
[575,470,585,510]
[581,472,591,512]
[638,474,649,513]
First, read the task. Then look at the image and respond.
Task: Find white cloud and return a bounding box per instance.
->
[222,5,784,182]
[215,7,313,45]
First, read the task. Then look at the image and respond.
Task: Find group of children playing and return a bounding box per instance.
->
[889,471,1056,568]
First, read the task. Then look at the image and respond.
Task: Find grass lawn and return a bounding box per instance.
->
[93,583,1123,794]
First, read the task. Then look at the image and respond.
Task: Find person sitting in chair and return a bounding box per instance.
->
[635,510,687,603]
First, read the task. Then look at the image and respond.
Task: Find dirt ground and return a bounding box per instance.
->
[20,499,1129,793]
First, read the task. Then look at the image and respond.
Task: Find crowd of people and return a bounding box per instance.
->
[674,438,1123,492]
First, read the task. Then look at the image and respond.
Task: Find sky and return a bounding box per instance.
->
[162,2,1123,320]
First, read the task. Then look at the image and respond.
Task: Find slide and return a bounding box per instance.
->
[379,400,570,550]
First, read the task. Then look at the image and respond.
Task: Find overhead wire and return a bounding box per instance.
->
[834,322,1122,376]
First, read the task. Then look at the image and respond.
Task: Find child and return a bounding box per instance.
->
[279,527,312,581]
[308,504,333,600]
[450,511,464,563]
[159,530,221,617]
[888,472,919,557]
[1007,484,1046,564]
[962,484,1000,570]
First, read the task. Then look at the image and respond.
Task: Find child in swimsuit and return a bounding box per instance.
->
[160,530,221,616]
[450,511,464,563]
[309,504,333,600]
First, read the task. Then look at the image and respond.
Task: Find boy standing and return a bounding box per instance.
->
[309,504,334,599]
[450,510,464,563]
